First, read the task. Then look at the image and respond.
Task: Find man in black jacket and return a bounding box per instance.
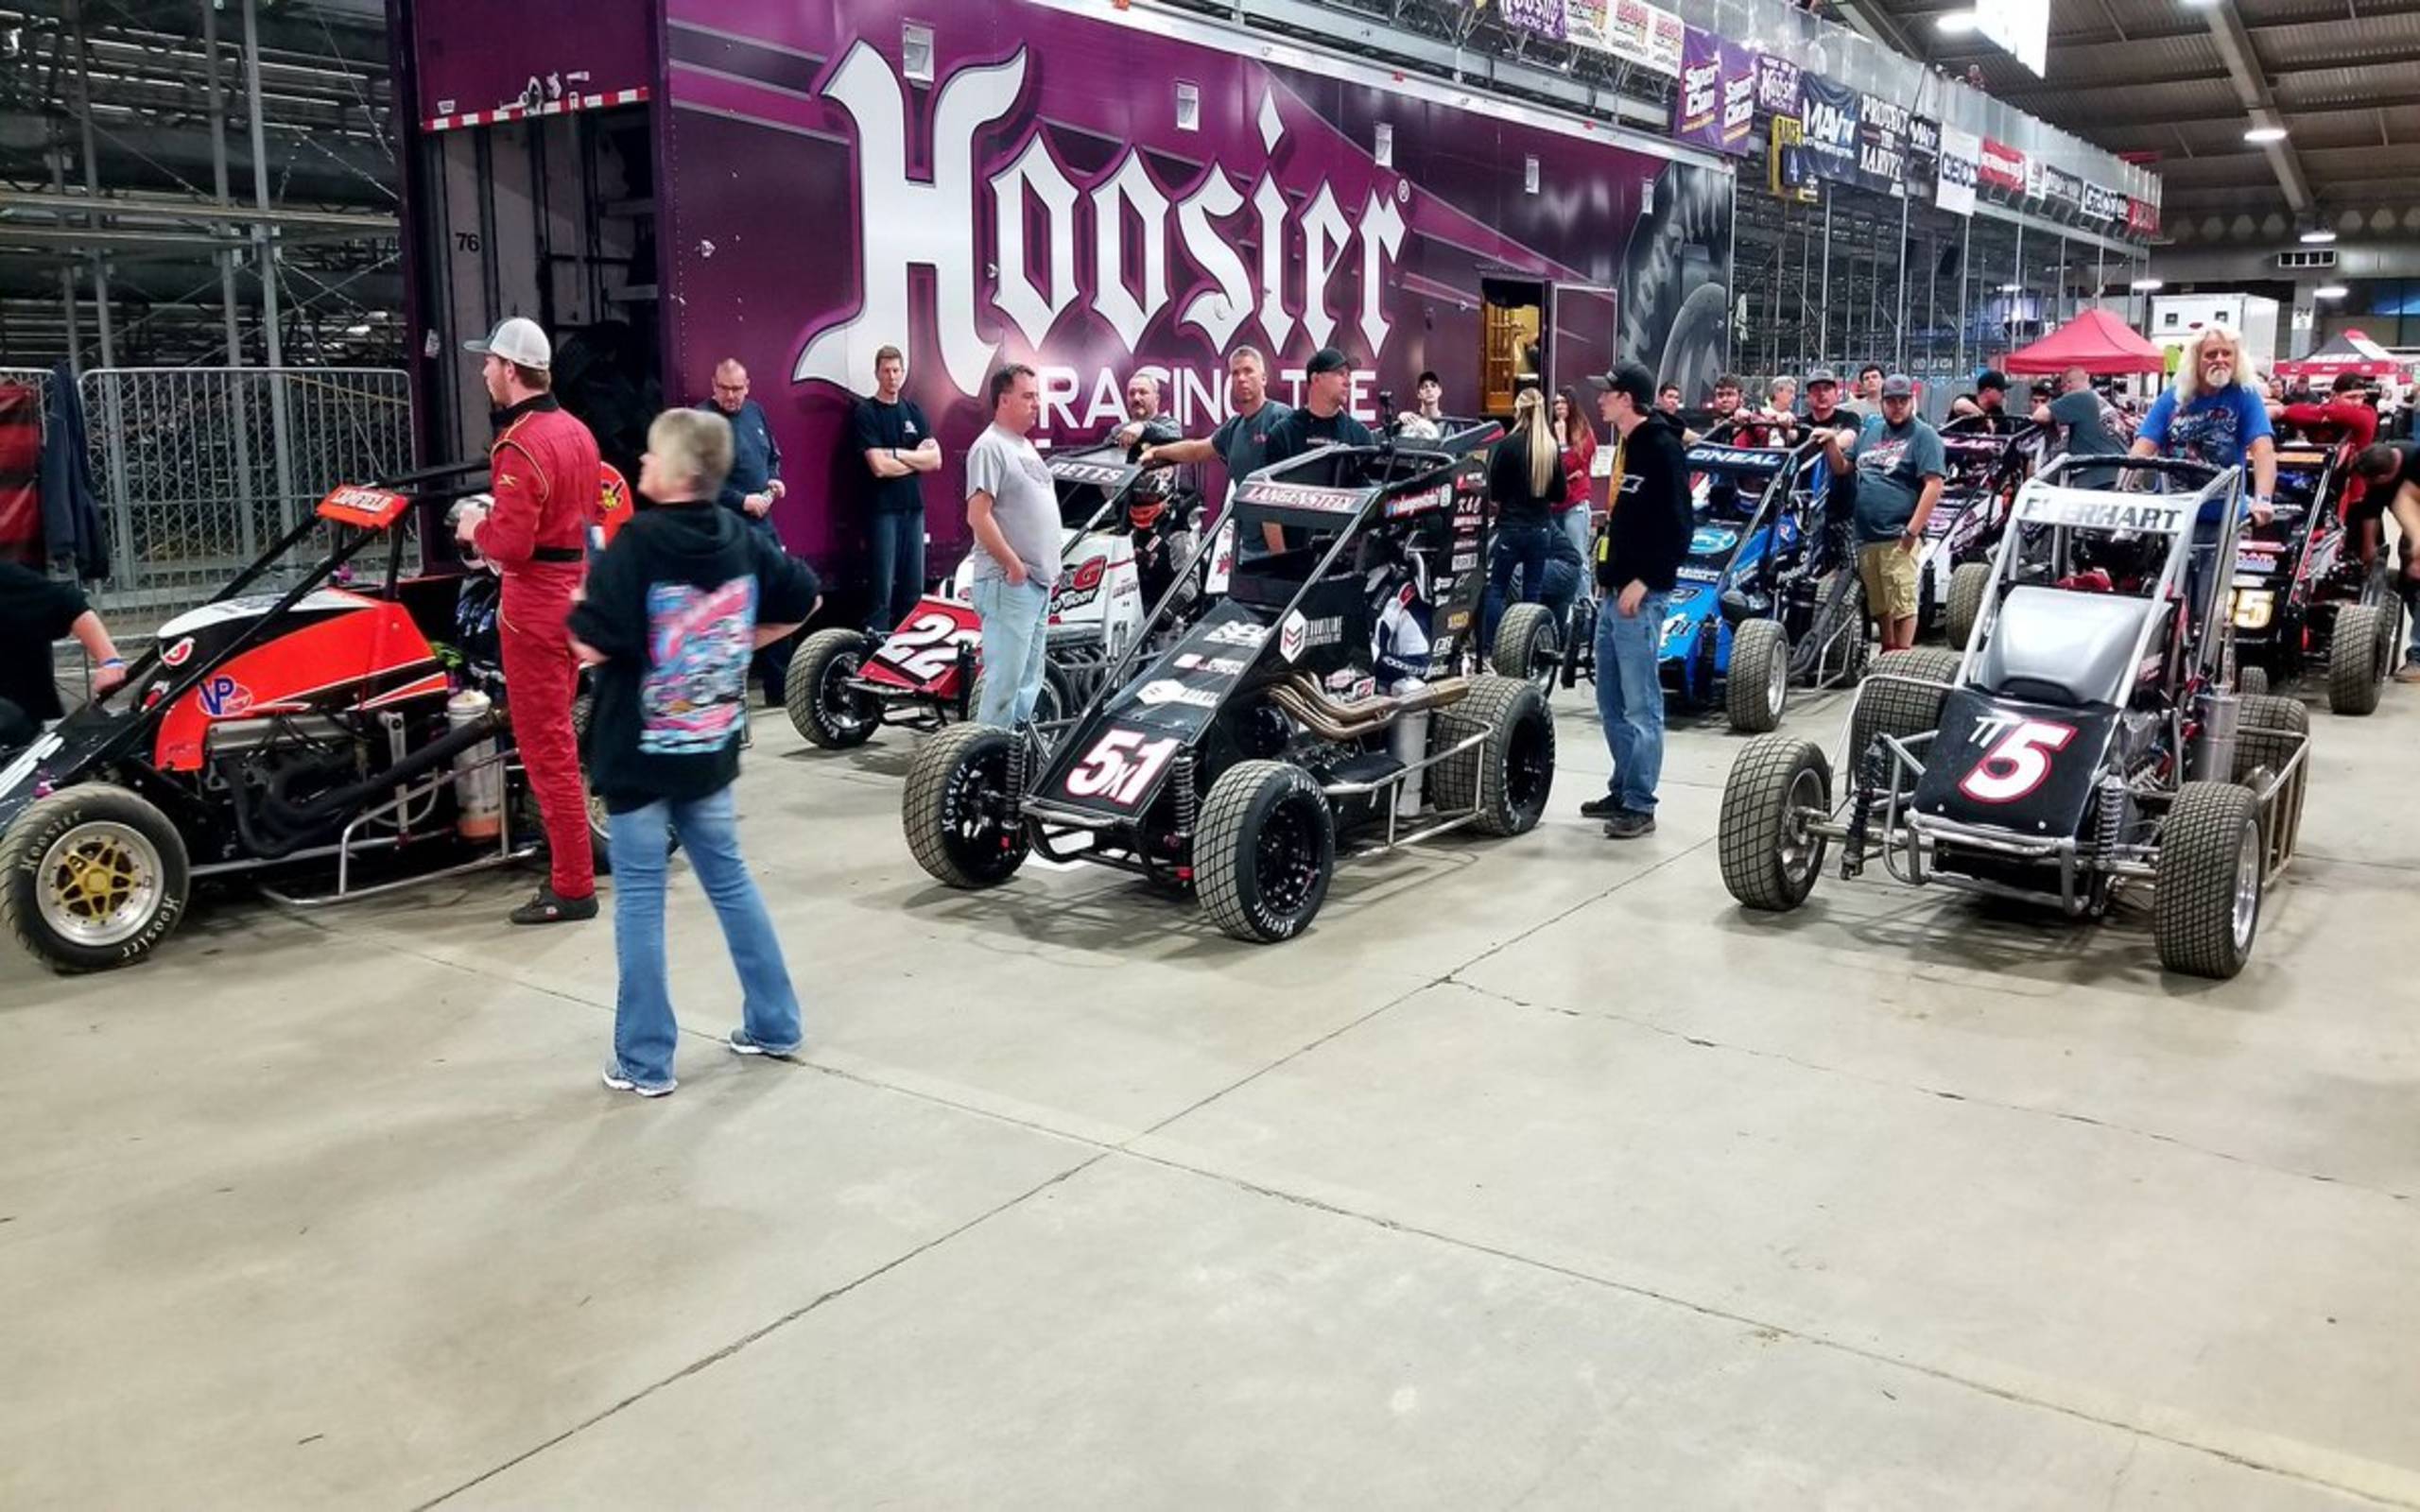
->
[1584,362,1693,839]
[568,407,821,1098]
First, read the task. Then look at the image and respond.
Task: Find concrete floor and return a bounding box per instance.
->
[4,677,2417,1510]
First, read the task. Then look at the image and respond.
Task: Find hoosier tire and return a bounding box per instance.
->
[0,782,190,972]
[1195,760,1335,943]
[1725,618,1789,733]
[2153,781,2265,980]
[1847,646,1961,778]
[1491,602,1562,692]
[2327,603,2385,715]
[1718,734,1832,911]
[902,723,1029,889]
[2232,693,2310,866]
[1944,560,1992,649]
[786,627,882,747]
[1427,674,1555,835]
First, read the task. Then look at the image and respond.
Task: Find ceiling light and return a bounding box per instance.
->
[2180,0,2221,9]
[2131,278,2165,291]
[2243,125,2289,144]
[1935,9,1980,31]
[2313,284,2349,300]
[1997,283,2023,293]
[2298,228,2337,244]
[344,323,372,335]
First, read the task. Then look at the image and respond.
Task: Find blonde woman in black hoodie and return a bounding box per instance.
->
[1481,386,1566,652]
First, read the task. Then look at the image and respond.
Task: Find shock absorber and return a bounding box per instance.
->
[1007,727,1029,806]
[1171,751,1198,836]
[2093,774,2126,858]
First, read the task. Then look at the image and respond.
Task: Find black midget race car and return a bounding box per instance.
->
[1921,421,2040,645]
[2224,442,2406,715]
[1718,455,2312,980]
[899,434,1553,943]
[1503,427,1867,733]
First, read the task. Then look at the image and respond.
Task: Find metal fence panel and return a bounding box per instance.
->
[78,367,413,633]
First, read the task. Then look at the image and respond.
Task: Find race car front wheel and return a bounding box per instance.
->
[1719,734,1831,911]
[1196,761,1334,943]
[903,723,1029,889]
[2154,781,2264,980]
[2326,603,2386,716]
[786,628,883,748]
[1,782,190,972]
[1490,603,1562,694]
[1725,618,1789,733]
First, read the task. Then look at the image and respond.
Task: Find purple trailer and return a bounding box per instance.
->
[391,0,1735,608]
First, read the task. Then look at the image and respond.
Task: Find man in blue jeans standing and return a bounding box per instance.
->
[964,364,1062,727]
[852,344,940,632]
[569,408,821,1097]
[1582,362,1694,839]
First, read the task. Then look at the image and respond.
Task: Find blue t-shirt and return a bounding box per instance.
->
[2140,384,2272,471]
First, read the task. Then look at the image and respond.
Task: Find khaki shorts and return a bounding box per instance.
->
[1858,541,1920,621]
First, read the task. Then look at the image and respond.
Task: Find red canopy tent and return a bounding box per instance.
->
[2002,309,2167,376]
[2276,329,2400,381]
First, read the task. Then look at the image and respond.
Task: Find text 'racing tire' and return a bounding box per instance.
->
[786,627,883,749]
[1718,734,1832,912]
[1725,617,1789,733]
[2153,780,2265,981]
[1,782,190,972]
[902,723,1029,890]
[1430,674,1556,836]
[1196,760,1335,944]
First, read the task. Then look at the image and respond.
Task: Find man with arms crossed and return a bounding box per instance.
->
[853,344,941,633]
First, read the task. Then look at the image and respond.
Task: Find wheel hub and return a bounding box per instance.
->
[36,821,164,948]
[2231,822,2261,952]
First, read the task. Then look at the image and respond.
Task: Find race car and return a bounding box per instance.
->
[783,445,1202,748]
[1921,421,2040,645]
[898,433,1552,944]
[2225,443,2406,714]
[1717,455,2311,980]
[0,468,608,972]
[1503,429,1867,733]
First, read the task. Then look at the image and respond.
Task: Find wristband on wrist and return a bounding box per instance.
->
[100,657,125,667]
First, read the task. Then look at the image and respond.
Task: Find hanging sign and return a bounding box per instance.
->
[1720,43,1757,155]
[1979,136,2027,193]
[1499,0,1567,42]
[1673,30,1756,157]
[2081,181,2125,224]
[1770,115,1819,203]
[1754,54,1802,120]
[1801,75,1862,186]
[1937,125,1979,217]
[1858,94,1910,194]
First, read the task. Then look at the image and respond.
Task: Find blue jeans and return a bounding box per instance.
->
[609,785,802,1088]
[1558,507,1592,564]
[1594,591,1668,815]
[1483,523,1556,651]
[972,575,1052,727]
[865,510,926,632]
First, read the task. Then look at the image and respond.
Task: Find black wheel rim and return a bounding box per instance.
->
[820,651,873,735]
[1504,713,1552,816]
[942,747,1016,864]
[1527,627,1557,690]
[1253,797,1323,916]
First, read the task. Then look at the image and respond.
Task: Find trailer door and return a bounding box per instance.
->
[1548,284,1620,398]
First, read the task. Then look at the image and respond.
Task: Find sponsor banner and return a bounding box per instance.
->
[1499,0,1567,43]
[2043,165,2083,218]
[1754,53,1802,120]
[1858,93,1909,194]
[2082,180,2125,225]
[2015,490,2190,535]
[1673,30,1757,157]
[1979,136,2027,193]
[1800,75,1861,187]
[1937,125,1979,216]
[1906,114,1940,196]
[2126,196,2161,238]
[1719,42,1757,156]
[1770,115,1819,203]
[1565,0,1683,76]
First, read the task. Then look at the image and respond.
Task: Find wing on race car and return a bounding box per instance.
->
[859,595,982,695]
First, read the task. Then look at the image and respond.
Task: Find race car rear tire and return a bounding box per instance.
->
[2153,781,2264,980]
[1719,734,1831,912]
[1944,560,1992,649]
[2233,693,2309,866]
[0,782,189,972]
[1847,647,1962,780]
[786,627,883,748]
[902,724,1029,889]
[1491,602,1561,693]
[2326,603,2385,715]
[1725,618,1789,733]
[1196,760,1334,943]
[2236,663,2269,699]
[1429,674,1555,836]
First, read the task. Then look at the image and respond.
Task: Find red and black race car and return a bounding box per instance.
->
[0,466,619,972]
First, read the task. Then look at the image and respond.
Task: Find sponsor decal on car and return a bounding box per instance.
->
[1383,483,1454,519]
[1174,652,1251,676]
[1236,481,1365,514]
[1136,679,1220,709]
[1048,459,1128,485]
[1678,564,1721,582]
[1062,728,1182,809]
[1449,550,1479,573]
[1685,444,1787,472]
[1050,555,1111,613]
[1204,618,1268,649]
[1276,610,1345,662]
[197,675,254,718]
[1689,526,1739,557]
[161,637,196,667]
[2014,491,2188,535]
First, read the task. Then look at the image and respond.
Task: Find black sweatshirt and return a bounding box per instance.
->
[1597,412,1693,594]
[1486,430,1566,528]
[567,500,819,813]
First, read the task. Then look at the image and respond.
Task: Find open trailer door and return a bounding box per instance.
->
[1547,284,1620,400]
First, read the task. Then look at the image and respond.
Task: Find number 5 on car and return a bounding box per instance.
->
[1958,716,2077,804]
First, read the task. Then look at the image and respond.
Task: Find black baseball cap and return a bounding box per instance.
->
[1590,361,1657,409]
[1305,347,1351,377]
[1880,374,1917,399]
[1977,369,2009,392]
[1415,369,1441,387]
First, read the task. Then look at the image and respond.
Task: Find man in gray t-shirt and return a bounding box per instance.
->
[964,365,1061,728]
[1137,345,1292,503]
[2033,366,2123,489]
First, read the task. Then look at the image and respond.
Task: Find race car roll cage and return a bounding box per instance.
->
[1814,455,2310,916]
[1012,438,1510,876]
[61,459,559,904]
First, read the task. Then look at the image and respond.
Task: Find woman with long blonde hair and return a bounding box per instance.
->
[1482,386,1568,652]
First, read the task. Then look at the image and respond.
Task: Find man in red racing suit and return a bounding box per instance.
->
[2275,377,2381,529]
[453,318,604,925]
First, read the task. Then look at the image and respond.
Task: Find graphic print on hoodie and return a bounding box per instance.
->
[640,576,757,754]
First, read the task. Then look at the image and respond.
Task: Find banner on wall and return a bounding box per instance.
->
[2126,197,2161,237]
[2043,164,2083,217]
[1720,43,1757,155]
[1858,94,1910,194]
[1801,74,1861,186]
[1499,0,1568,42]
[1564,0,1685,77]
[1979,136,2027,193]
[1905,113,1940,197]
[2081,181,2125,224]
[1936,126,1979,216]
[1754,53,1802,120]
[1673,29,1756,157]
[1770,115,1819,203]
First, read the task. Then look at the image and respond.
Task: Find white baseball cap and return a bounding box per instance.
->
[464,316,551,370]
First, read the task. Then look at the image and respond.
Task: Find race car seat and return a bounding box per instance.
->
[1974,586,2162,709]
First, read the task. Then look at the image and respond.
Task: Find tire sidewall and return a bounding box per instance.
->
[1216,767,1333,941]
[3,786,190,971]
